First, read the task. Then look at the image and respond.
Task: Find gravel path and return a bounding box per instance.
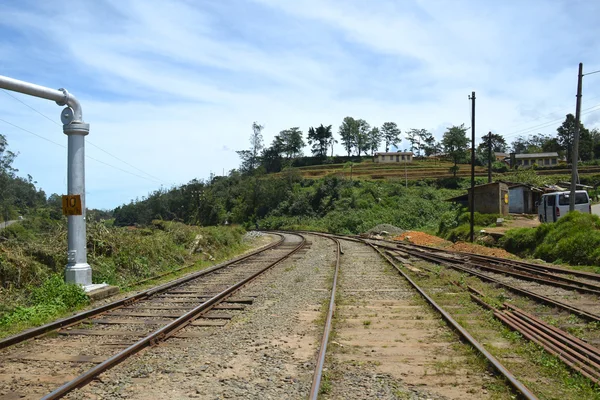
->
[66,234,335,399]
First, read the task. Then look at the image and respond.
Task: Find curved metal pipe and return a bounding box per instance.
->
[0,75,83,121]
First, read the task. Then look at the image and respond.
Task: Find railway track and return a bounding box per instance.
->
[302,232,539,399]
[354,237,600,323]
[334,233,600,395]
[0,232,305,400]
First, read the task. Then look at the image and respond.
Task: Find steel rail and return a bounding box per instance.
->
[360,239,539,400]
[308,233,342,399]
[41,233,306,399]
[296,232,600,323]
[382,238,600,282]
[468,290,600,385]
[0,234,285,350]
[385,243,600,323]
[389,242,600,295]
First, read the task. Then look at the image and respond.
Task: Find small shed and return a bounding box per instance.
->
[507,183,542,214]
[445,182,509,215]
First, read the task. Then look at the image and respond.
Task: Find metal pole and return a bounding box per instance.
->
[469,92,476,243]
[487,131,492,183]
[570,63,583,212]
[0,75,92,287]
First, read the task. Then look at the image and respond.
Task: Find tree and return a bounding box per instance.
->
[557,114,591,163]
[0,134,18,221]
[442,124,469,176]
[278,127,305,159]
[355,119,371,156]
[406,129,432,156]
[367,127,381,156]
[339,117,358,156]
[307,124,332,158]
[236,122,264,174]
[329,135,338,157]
[380,122,401,152]
[423,135,442,157]
[476,133,507,164]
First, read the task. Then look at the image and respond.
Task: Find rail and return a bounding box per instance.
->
[307,232,342,399]
[0,234,286,350]
[42,232,306,399]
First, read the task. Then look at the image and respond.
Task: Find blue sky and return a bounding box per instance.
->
[1,0,600,209]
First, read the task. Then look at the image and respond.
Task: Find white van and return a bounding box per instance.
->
[538,190,591,223]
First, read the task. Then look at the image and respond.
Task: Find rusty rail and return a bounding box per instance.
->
[366,239,600,323]
[0,233,286,350]
[41,232,306,399]
[308,233,342,399]
[468,288,600,385]
[363,240,540,400]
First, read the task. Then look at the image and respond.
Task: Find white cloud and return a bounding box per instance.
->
[1,0,599,208]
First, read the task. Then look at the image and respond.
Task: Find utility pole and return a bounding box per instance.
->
[469,92,476,243]
[487,132,492,183]
[570,63,583,212]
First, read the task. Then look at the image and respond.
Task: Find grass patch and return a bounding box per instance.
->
[0,221,251,338]
[500,212,600,268]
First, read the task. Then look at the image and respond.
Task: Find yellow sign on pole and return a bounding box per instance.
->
[62,195,82,216]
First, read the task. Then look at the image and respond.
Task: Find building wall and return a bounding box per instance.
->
[468,182,509,215]
[515,156,557,167]
[375,154,413,163]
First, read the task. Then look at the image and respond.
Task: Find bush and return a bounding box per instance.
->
[500,228,538,255]
[492,161,508,173]
[500,212,600,266]
[0,275,88,331]
[458,212,502,227]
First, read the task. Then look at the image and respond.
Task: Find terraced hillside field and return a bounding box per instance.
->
[293,160,488,180]
[290,160,600,182]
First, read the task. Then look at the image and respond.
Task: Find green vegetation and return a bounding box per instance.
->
[1,202,247,337]
[501,212,600,267]
[438,210,504,241]
[402,258,600,399]
[115,173,464,234]
[0,275,89,337]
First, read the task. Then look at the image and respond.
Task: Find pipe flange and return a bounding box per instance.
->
[63,121,90,135]
[55,88,69,106]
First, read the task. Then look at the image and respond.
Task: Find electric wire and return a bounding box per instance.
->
[501,103,600,140]
[0,117,164,184]
[2,89,169,185]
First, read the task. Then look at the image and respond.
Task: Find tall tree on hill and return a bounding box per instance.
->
[355,119,371,156]
[261,137,284,173]
[406,128,432,156]
[442,124,469,177]
[557,114,592,162]
[329,135,338,157]
[307,124,332,158]
[423,134,442,157]
[236,122,264,174]
[278,127,305,159]
[380,122,401,152]
[476,133,507,164]
[339,116,358,156]
[367,127,381,155]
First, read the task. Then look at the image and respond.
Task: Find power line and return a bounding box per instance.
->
[2,89,169,185]
[0,117,164,184]
[499,94,600,132]
[502,103,600,140]
[0,117,64,148]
